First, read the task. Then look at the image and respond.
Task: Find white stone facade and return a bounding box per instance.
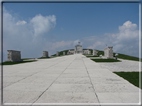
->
[83,50,91,55]
[43,51,48,57]
[7,50,21,62]
[67,50,75,55]
[104,47,114,59]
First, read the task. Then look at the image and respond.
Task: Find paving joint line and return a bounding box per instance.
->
[32,56,76,104]
[3,57,71,88]
[82,55,101,105]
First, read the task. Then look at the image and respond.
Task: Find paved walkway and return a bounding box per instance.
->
[100,59,140,72]
[1,54,141,105]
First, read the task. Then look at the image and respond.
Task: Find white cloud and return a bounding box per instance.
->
[117,20,138,40]
[2,8,57,61]
[16,20,27,25]
[82,21,139,57]
[119,21,137,31]
[73,40,80,46]
[30,14,56,36]
[50,41,73,51]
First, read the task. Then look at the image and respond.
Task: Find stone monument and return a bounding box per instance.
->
[104,47,114,59]
[93,50,98,56]
[42,51,48,57]
[7,50,21,62]
[75,42,83,54]
[56,51,59,56]
[83,49,91,55]
[63,52,65,55]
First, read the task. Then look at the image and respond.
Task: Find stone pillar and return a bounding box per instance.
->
[88,50,91,55]
[56,51,59,56]
[104,47,113,58]
[93,50,98,56]
[43,51,48,57]
[63,52,65,55]
[7,50,21,62]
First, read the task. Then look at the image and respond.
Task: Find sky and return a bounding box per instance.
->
[1,2,140,61]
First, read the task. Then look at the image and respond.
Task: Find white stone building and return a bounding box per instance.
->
[104,47,114,59]
[83,49,91,55]
[67,50,75,55]
[7,50,21,62]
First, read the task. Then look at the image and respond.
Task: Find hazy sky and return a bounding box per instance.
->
[2,2,140,61]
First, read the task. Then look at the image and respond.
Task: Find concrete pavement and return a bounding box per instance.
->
[1,54,141,105]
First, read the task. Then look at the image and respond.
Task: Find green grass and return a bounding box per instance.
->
[91,58,121,62]
[22,58,35,60]
[116,53,141,61]
[38,57,50,59]
[1,60,37,65]
[114,72,141,89]
[51,49,73,56]
[97,50,104,56]
[85,55,99,57]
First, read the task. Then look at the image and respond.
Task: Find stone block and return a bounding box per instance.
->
[104,47,114,59]
[7,50,21,62]
[42,51,48,57]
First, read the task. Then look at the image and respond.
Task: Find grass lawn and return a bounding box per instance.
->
[38,57,50,59]
[114,72,141,89]
[91,58,121,62]
[116,53,141,61]
[1,60,37,65]
[22,58,35,60]
[85,55,99,57]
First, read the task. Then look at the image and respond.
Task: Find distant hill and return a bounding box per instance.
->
[51,49,74,57]
[51,49,141,61]
[114,53,141,61]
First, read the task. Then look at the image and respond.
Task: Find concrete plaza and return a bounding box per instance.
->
[1,54,141,105]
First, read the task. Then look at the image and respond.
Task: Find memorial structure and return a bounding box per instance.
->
[75,42,83,54]
[7,50,21,62]
[42,51,48,57]
[56,51,59,56]
[83,50,91,55]
[63,52,65,55]
[93,50,98,56]
[104,46,114,58]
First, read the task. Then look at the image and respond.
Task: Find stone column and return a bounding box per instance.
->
[93,50,98,56]
[56,51,59,56]
[63,52,65,55]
